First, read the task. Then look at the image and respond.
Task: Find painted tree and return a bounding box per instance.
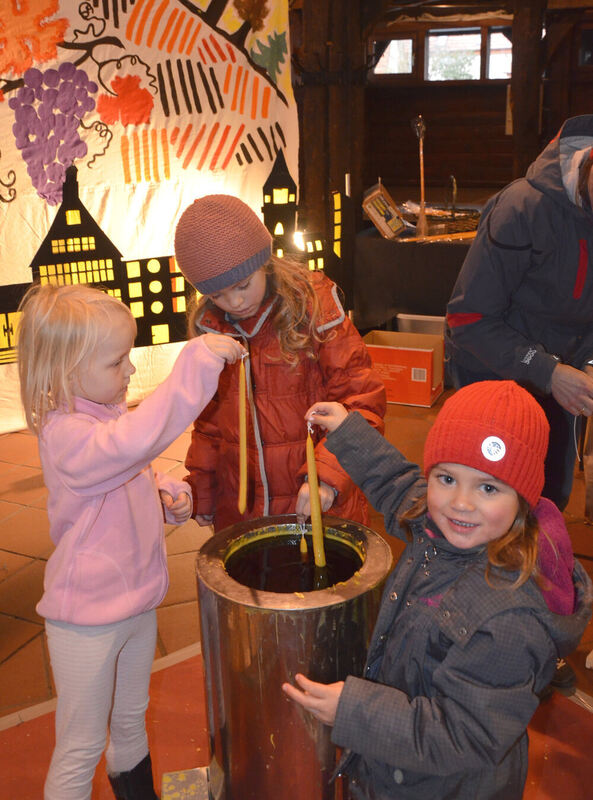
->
[231,0,269,49]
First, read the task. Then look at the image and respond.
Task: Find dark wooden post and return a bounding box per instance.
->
[511,0,548,177]
[291,0,367,237]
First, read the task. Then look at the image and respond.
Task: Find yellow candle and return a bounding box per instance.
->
[238,356,247,514]
[306,428,326,567]
[300,530,308,557]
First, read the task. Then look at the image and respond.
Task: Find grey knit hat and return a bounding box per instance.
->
[174,194,273,293]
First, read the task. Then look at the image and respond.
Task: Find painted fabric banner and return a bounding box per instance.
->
[0,0,298,432]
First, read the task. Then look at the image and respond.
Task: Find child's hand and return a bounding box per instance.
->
[295,481,335,524]
[160,490,192,524]
[305,402,348,432]
[282,674,344,726]
[201,333,246,364]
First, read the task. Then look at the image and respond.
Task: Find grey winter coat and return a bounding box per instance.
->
[446,114,593,394]
[325,412,592,800]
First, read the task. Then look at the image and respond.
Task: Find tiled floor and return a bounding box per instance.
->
[2,393,593,796]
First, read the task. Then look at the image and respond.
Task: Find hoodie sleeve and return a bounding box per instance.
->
[447,185,560,394]
[43,336,226,495]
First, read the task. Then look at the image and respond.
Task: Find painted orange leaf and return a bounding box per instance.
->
[96,75,154,126]
[0,0,68,76]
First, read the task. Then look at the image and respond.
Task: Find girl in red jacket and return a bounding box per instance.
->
[174,194,386,532]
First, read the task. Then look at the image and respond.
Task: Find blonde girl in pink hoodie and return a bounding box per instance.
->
[17,283,244,800]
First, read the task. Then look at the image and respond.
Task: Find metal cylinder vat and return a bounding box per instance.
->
[195,515,393,800]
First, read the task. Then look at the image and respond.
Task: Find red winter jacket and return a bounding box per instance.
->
[184,272,386,531]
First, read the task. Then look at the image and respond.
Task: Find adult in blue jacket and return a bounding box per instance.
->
[447,114,593,513]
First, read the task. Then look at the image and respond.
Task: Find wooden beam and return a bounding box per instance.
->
[510,0,547,177]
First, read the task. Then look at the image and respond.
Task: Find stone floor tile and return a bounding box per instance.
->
[0,506,53,558]
[0,560,45,623]
[156,602,201,655]
[0,613,43,663]
[0,431,40,469]
[161,552,201,607]
[165,519,212,556]
[0,634,54,715]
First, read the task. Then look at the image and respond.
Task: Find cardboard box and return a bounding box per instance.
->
[362,182,406,239]
[364,330,444,407]
[396,313,445,336]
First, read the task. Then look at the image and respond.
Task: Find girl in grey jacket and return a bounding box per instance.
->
[283,380,592,800]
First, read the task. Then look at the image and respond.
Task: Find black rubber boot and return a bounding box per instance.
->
[108,753,159,800]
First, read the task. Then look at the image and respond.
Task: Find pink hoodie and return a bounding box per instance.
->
[36,337,225,625]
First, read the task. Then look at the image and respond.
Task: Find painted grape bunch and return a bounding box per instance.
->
[9,63,98,205]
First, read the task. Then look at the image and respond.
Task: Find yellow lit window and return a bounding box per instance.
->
[171,276,184,292]
[152,324,170,344]
[66,209,81,225]
[274,222,284,235]
[334,195,341,211]
[273,188,289,204]
[289,193,296,202]
[51,239,66,254]
[130,301,144,318]
[129,282,143,298]
[148,280,162,294]
[147,259,161,273]
[151,301,164,314]
[276,248,284,257]
[127,261,141,279]
[334,242,342,257]
[172,296,187,313]
[264,194,272,203]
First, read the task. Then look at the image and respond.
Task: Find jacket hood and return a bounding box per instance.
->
[424,504,592,658]
[533,497,575,614]
[525,114,593,213]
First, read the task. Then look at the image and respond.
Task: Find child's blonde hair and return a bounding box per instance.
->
[17,283,136,433]
[188,255,327,365]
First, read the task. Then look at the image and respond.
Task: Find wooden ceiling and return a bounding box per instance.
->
[368,0,593,26]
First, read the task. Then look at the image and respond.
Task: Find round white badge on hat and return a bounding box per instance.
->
[481,435,506,462]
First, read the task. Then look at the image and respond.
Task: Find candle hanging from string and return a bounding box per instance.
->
[237,353,248,514]
[306,421,326,568]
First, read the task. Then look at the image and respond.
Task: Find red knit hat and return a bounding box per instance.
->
[423,381,549,508]
[174,194,273,294]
